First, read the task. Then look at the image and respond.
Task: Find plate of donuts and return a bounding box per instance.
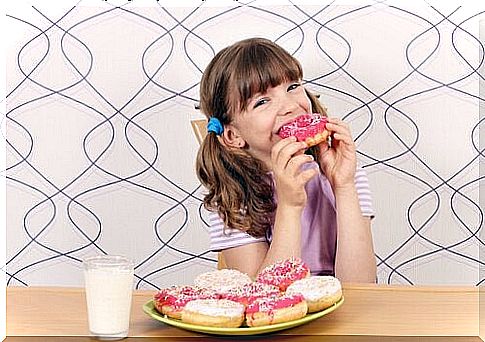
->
[143,258,344,335]
[142,296,344,335]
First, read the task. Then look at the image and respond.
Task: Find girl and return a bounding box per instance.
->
[196,38,376,283]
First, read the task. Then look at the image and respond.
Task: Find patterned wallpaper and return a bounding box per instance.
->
[4,0,484,288]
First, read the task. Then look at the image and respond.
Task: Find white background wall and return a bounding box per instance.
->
[3,0,484,289]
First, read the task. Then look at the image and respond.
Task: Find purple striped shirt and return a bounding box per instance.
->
[208,163,374,275]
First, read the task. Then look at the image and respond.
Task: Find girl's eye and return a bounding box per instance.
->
[288,83,301,91]
[253,98,268,109]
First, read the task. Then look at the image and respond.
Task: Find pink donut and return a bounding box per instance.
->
[153,285,218,319]
[245,293,308,327]
[219,282,281,307]
[256,257,310,291]
[278,113,329,147]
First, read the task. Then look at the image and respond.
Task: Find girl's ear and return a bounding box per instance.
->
[222,124,246,148]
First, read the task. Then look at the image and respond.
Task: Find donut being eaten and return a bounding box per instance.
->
[278,113,329,147]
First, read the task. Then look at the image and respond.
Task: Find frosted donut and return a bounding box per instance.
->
[286,276,342,313]
[278,113,329,147]
[219,282,281,307]
[153,285,218,319]
[194,269,252,293]
[256,257,310,291]
[181,299,245,328]
[245,293,308,327]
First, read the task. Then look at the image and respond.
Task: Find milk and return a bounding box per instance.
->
[84,256,134,339]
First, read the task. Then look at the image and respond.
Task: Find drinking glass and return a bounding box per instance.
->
[83,255,134,340]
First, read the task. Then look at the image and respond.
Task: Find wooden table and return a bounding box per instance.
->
[5,284,483,341]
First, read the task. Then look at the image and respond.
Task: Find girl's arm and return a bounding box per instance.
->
[222,242,268,278]
[333,185,376,282]
[222,203,303,279]
[318,117,376,283]
[222,137,318,278]
[257,137,318,275]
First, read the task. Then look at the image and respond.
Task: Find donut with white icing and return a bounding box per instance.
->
[181,299,245,328]
[256,257,310,291]
[286,276,342,313]
[153,285,218,319]
[219,282,281,307]
[278,113,329,147]
[245,293,308,327]
[194,269,252,293]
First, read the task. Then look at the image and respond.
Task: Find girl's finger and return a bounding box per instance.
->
[272,139,308,170]
[326,117,348,126]
[332,132,355,147]
[325,121,350,135]
[297,166,319,186]
[286,153,315,177]
[271,137,297,170]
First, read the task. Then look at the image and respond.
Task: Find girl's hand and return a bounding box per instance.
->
[271,136,318,209]
[317,117,357,191]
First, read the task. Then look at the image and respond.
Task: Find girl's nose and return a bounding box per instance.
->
[277,97,299,117]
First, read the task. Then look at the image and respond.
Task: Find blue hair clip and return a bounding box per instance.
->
[207,117,224,136]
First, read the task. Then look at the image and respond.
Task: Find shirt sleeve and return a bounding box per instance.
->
[208,211,267,252]
[355,167,375,218]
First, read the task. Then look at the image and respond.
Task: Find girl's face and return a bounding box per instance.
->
[228,80,312,168]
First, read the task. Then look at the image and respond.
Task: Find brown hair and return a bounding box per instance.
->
[196,38,326,237]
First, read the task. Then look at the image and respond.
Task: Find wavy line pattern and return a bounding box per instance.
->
[3,1,484,288]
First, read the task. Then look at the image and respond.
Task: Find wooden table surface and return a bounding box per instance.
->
[5,284,483,341]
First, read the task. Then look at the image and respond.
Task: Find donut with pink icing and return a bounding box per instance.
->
[286,276,342,313]
[219,282,281,307]
[278,113,329,147]
[153,285,218,319]
[181,299,245,328]
[256,257,310,291]
[245,293,308,327]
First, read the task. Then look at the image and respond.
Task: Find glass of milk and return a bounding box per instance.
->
[83,255,134,340]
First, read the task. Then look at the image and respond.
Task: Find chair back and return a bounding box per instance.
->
[190,119,207,145]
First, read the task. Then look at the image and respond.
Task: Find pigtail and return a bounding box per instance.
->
[196,132,275,238]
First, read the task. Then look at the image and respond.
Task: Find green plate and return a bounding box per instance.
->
[142,296,344,336]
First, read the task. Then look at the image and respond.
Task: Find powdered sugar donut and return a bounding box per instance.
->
[194,269,252,293]
[256,257,310,291]
[219,282,281,307]
[286,276,342,313]
[278,113,329,147]
[153,285,218,319]
[181,299,245,328]
[245,293,308,327]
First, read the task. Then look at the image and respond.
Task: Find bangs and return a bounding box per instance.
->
[227,42,303,113]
